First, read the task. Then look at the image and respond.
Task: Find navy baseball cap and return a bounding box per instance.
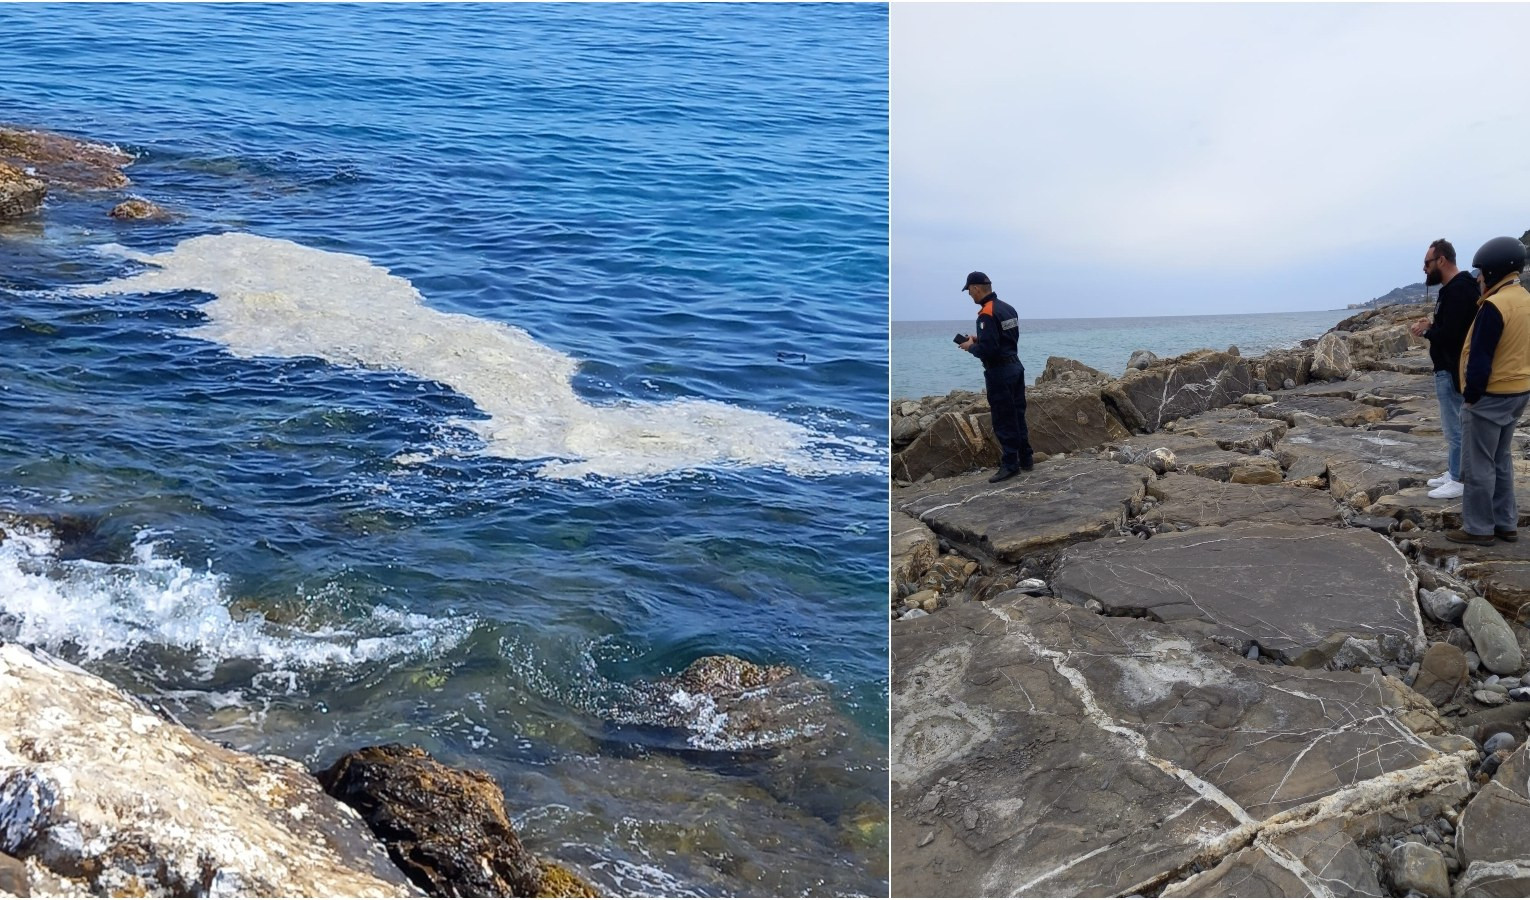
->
[961,271,991,291]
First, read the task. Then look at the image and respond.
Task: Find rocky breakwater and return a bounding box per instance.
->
[891,303,1530,896]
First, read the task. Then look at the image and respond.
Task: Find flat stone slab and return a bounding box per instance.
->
[1161,410,1289,452]
[1143,473,1339,529]
[891,596,1470,898]
[1276,426,1446,503]
[1052,523,1424,667]
[894,458,1150,562]
[1107,431,1265,483]
[1457,741,1530,896]
[1276,370,1435,401]
[1257,396,1388,428]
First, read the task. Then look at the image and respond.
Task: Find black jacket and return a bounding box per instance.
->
[1426,271,1480,379]
[968,293,1020,369]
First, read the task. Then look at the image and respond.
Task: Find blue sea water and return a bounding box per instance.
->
[0,4,888,896]
[893,308,1354,401]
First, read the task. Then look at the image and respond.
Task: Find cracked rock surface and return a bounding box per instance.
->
[894,458,1151,562]
[891,596,1470,898]
[1051,523,1425,668]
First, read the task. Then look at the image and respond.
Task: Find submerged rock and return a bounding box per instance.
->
[0,160,45,220]
[0,644,416,897]
[109,196,170,220]
[317,744,595,898]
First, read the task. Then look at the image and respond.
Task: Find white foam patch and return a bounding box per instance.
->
[0,526,469,676]
[74,233,880,480]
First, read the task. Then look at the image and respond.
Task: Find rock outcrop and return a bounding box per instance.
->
[0,644,417,897]
[317,745,596,898]
[0,161,45,220]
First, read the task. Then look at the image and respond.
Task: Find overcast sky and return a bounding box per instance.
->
[892,2,1530,321]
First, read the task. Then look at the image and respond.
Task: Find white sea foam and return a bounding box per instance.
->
[0,525,469,677]
[75,233,879,480]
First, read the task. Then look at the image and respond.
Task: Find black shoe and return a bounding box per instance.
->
[1497,528,1519,542]
[988,466,1020,483]
[1020,458,1034,472]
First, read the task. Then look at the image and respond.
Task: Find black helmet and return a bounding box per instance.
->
[1471,236,1528,287]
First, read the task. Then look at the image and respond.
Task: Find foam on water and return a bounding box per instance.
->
[75,233,879,480]
[0,525,470,677]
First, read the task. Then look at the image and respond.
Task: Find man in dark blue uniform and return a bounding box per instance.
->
[955,271,1033,482]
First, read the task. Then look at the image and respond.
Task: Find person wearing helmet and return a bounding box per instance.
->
[954,271,1033,482]
[1410,239,1480,500]
[1448,236,1530,545]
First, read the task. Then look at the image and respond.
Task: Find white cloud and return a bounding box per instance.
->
[894,2,1530,318]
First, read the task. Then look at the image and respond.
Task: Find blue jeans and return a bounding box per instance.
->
[1435,370,1464,481]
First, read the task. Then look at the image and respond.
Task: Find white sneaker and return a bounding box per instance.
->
[1428,479,1464,499]
[1427,471,1452,487]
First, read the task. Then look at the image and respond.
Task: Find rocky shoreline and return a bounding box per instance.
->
[891,303,1530,896]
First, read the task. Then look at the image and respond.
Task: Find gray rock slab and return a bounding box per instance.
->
[891,596,1470,898]
[1367,349,1435,375]
[1458,741,1530,887]
[1103,350,1253,433]
[1142,473,1339,529]
[1276,426,1445,503]
[1257,395,1389,428]
[894,458,1150,562]
[1464,597,1524,676]
[1457,860,1530,898]
[1161,410,1289,453]
[1052,523,1425,668]
[892,512,940,597]
[1026,382,1130,456]
[892,411,1000,483]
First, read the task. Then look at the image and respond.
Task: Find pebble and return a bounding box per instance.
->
[1437,817,1454,835]
[918,831,934,848]
[1509,686,1530,702]
[962,808,978,830]
[1446,856,1461,874]
[1484,732,1517,754]
[1480,682,1510,696]
[918,791,941,813]
[1246,644,1260,660]
[1474,689,1508,706]
[1410,824,1426,835]
[1486,674,1501,685]
[1466,651,1482,672]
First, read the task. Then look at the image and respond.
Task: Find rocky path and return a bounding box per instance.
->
[891,304,1530,897]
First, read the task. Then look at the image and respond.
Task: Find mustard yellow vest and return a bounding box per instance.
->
[1460,277,1530,395]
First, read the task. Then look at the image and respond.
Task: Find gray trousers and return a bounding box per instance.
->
[1459,392,1530,535]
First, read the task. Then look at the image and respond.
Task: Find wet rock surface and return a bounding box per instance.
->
[0,644,417,897]
[317,744,594,898]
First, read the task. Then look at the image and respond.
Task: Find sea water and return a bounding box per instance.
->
[893,309,1354,400]
[0,4,887,895]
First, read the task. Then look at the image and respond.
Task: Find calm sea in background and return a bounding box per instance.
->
[0,4,887,896]
[893,309,1354,401]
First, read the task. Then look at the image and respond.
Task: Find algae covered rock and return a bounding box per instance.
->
[317,743,596,898]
